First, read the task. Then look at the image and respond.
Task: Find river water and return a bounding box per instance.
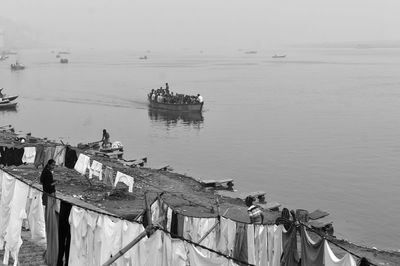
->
[1,48,400,251]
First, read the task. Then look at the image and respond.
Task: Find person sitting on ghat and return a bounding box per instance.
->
[245,196,264,224]
[101,129,110,148]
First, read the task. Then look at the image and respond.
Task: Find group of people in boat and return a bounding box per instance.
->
[148,83,203,104]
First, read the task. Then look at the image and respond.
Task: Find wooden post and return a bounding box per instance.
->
[198,220,219,244]
[102,230,148,266]
[102,211,165,266]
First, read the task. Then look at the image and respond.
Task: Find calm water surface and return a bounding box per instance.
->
[1,48,400,250]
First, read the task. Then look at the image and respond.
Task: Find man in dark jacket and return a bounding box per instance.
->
[40,159,57,209]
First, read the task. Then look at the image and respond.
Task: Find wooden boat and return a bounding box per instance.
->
[272,54,286,58]
[148,99,203,112]
[60,58,69,64]
[0,101,17,109]
[10,62,25,70]
[1,95,18,102]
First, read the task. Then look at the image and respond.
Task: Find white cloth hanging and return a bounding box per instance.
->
[22,147,36,164]
[89,160,103,180]
[113,171,134,192]
[74,153,90,175]
[27,188,46,241]
[324,240,357,266]
[3,179,29,266]
[0,170,16,250]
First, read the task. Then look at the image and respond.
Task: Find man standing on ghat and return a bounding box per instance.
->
[40,159,57,213]
[245,196,264,224]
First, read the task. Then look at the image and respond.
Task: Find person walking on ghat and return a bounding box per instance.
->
[101,129,110,148]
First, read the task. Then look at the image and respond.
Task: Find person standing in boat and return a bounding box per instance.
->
[101,129,110,148]
[165,83,170,94]
[197,94,204,103]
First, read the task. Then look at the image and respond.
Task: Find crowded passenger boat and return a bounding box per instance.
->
[148,83,204,112]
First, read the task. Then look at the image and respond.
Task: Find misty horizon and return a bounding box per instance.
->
[1,0,400,51]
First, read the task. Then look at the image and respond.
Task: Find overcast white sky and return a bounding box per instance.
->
[1,0,400,50]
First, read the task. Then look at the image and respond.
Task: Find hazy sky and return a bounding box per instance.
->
[1,0,400,50]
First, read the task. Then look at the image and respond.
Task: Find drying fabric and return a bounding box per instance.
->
[266,225,276,266]
[0,147,5,166]
[34,145,45,168]
[217,217,237,256]
[89,160,103,180]
[160,201,169,229]
[233,222,248,265]
[57,201,72,266]
[247,224,256,265]
[166,207,173,232]
[171,236,188,266]
[151,199,160,224]
[143,229,163,266]
[2,147,24,166]
[68,206,86,266]
[8,147,24,166]
[324,240,357,266]
[43,146,56,166]
[85,210,99,266]
[300,226,324,266]
[187,243,239,266]
[183,216,217,256]
[27,188,46,241]
[272,225,283,266]
[22,147,36,164]
[103,166,114,186]
[120,220,146,266]
[281,224,300,266]
[94,215,123,266]
[114,171,134,192]
[170,211,184,238]
[53,146,66,166]
[64,147,78,169]
[74,153,90,175]
[45,196,59,266]
[0,171,16,249]
[254,225,268,266]
[3,179,29,266]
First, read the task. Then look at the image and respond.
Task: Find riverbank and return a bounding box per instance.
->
[1,128,400,265]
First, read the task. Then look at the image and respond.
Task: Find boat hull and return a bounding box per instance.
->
[148,100,203,112]
[0,102,17,109]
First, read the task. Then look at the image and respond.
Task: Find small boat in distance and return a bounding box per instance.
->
[60,58,69,64]
[139,55,148,60]
[0,88,18,102]
[10,61,25,70]
[272,54,286,58]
